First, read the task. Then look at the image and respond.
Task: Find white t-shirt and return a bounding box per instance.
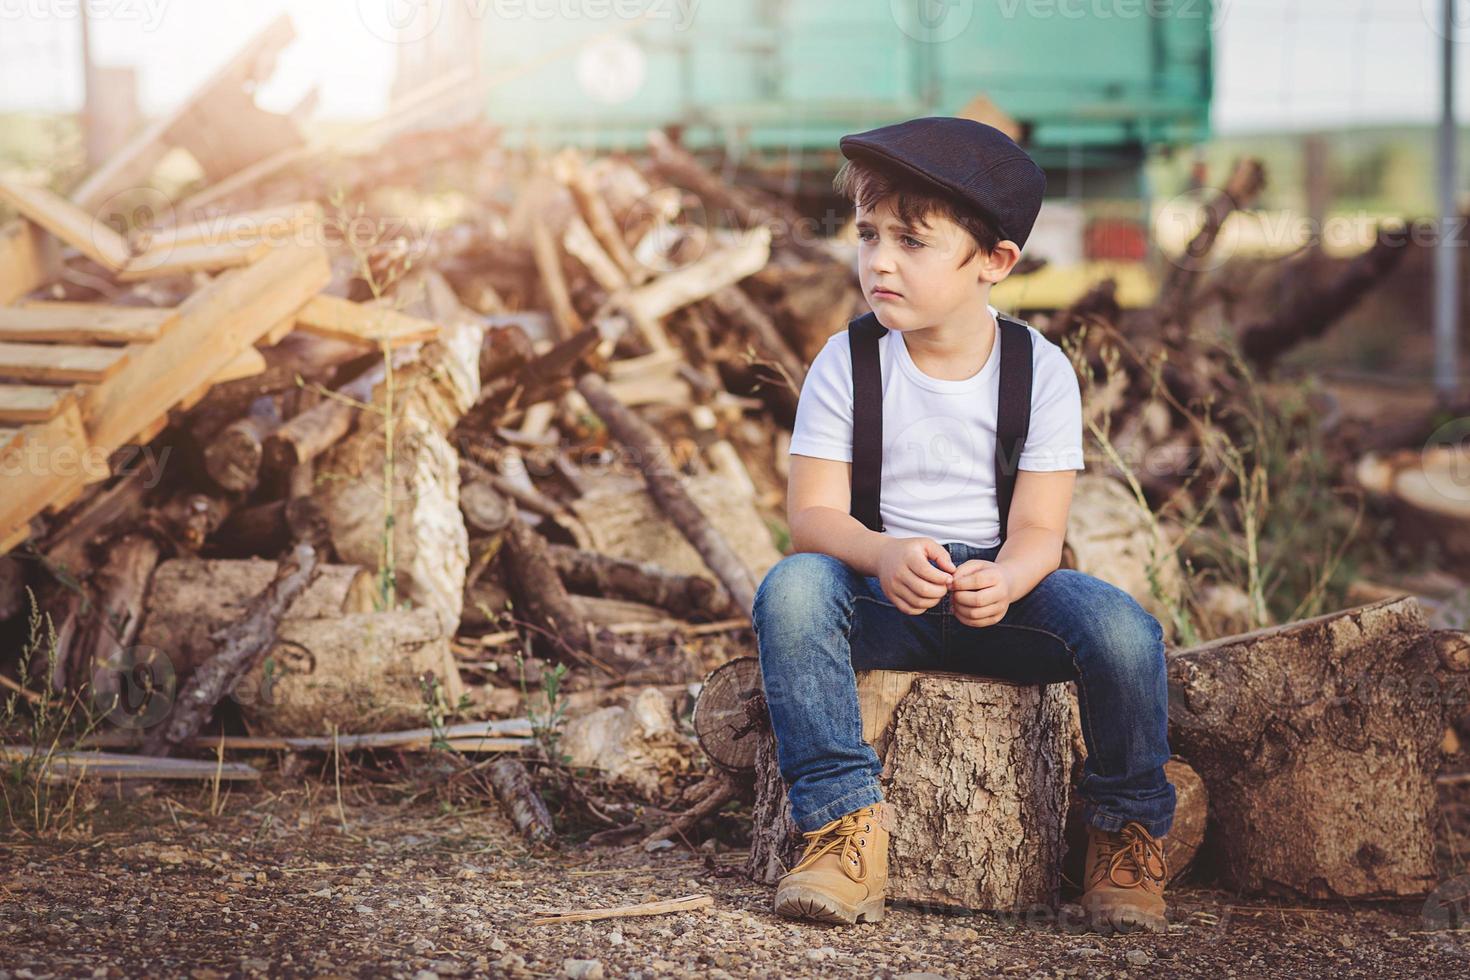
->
[788,306,1085,548]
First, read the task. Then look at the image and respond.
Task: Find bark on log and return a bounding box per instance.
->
[72,533,161,718]
[1166,597,1458,898]
[1155,158,1267,319]
[575,372,760,617]
[705,286,803,418]
[747,669,1074,912]
[1238,227,1414,371]
[204,396,284,493]
[262,357,393,471]
[502,515,617,674]
[137,558,379,681]
[156,492,232,554]
[545,542,731,619]
[488,756,557,845]
[143,543,321,756]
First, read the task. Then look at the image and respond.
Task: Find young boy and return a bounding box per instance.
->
[751,117,1176,935]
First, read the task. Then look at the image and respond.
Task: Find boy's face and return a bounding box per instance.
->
[854,196,1017,333]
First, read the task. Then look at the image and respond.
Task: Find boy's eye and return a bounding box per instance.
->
[856,229,923,248]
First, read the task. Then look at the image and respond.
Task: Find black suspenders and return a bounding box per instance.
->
[847,311,1034,545]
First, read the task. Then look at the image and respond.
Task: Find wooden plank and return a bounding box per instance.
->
[0,342,127,383]
[70,14,299,211]
[0,401,99,550]
[294,294,440,347]
[0,746,260,781]
[259,315,296,346]
[0,220,58,304]
[131,200,322,253]
[0,426,20,453]
[0,385,74,424]
[118,238,270,282]
[1,304,179,344]
[82,240,331,454]
[209,346,267,385]
[0,181,131,272]
[0,523,27,555]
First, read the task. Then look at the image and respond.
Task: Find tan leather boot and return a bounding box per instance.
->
[773,802,890,925]
[1080,821,1169,934]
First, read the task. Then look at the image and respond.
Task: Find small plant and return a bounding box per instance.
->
[419,672,473,752]
[1,591,110,837]
[516,645,572,768]
[1063,320,1379,641]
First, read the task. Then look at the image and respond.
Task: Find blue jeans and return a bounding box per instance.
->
[751,541,1176,838]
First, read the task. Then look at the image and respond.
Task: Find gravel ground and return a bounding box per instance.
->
[3,765,1470,979]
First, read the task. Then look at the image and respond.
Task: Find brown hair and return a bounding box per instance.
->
[833,157,1003,266]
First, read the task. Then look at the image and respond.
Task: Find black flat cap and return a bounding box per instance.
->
[840,116,1046,249]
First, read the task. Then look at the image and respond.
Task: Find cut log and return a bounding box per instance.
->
[234,606,462,737]
[69,533,162,721]
[488,757,556,845]
[143,543,322,756]
[557,687,698,803]
[1166,597,1459,898]
[314,271,482,620]
[545,542,732,619]
[1239,227,1413,371]
[203,396,283,493]
[748,669,1074,912]
[575,374,764,617]
[501,515,616,674]
[1356,447,1470,576]
[136,558,379,681]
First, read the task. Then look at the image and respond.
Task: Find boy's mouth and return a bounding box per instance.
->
[872,286,903,299]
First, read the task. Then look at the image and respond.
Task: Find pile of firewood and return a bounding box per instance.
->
[3,14,1468,895]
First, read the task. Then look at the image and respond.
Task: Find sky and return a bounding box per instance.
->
[0,0,1461,134]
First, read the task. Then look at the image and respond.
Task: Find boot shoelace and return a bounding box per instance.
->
[785,810,873,882]
[1093,822,1168,889]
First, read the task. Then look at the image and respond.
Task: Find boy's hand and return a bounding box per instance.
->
[950,559,1015,628]
[876,537,955,615]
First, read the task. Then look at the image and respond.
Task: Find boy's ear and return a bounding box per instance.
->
[978,240,1023,285]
